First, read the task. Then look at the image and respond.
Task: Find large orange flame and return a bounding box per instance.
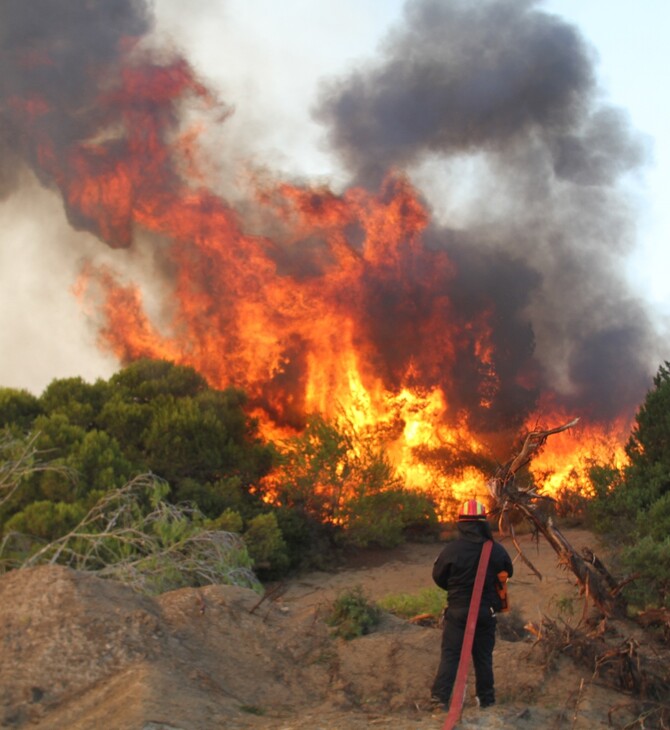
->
[14,38,632,515]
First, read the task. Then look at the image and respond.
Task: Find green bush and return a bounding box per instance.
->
[243,512,290,578]
[273,506,340,572]
[0,360,274,538]
[0,389,43,432]
[325,585,381,639]
[1,475,262,595]
[5,500,85,541]
[343,489,439,548]
[620,536,670,610]
[585,463,628,534]
[207,508,244,534]
[641,491,670,543]
[586,362,670,609]
[377,586,446,618]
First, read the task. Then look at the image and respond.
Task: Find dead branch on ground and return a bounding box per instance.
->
[531,615,670,726]
[0,474,262,595]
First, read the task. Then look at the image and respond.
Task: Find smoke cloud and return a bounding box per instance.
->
[0,0,151,198]
[0,0,663,441]
[316,0,658,424]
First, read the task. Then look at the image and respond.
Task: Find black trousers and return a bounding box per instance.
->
[431,605,497,706]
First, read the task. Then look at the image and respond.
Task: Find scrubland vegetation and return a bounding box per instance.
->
[2,358,670,613]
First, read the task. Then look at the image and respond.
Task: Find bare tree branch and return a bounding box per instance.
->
[0,431,71,509]
[1,473,262,595]
[487,418,627,618]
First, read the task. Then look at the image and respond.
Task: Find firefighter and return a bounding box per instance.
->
[430,499,513,710]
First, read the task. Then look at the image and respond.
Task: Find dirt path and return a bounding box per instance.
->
[247,527,627,730]
[279,527,596,620]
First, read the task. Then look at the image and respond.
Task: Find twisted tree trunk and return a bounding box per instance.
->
[488,419,627,618]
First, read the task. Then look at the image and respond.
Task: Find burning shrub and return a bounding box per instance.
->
[264,414,405,523]
[551,485,590,524]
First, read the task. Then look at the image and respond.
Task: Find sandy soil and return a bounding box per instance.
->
[0,527,650,729]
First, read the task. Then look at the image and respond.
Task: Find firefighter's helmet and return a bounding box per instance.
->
[458,499,487,521]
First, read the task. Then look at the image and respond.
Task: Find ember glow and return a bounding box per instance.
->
[527,417,629,499]
[2,0,659,515]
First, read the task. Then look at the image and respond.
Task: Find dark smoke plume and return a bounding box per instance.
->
[316,0,658,424]
[0,0,207,248]
[0,0,663,438]
[315,0,640,186]
[0,0,151,195]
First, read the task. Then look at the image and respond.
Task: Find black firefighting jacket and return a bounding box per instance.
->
[432,520,513,613]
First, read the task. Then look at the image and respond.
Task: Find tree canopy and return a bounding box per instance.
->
[588,362,670,609]
[1,359,437,582]
[0,359,273,535]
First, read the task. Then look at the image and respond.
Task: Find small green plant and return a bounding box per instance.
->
[326,585,381,639]
[620,535,670,610]
[377,586,446,618]
[555,595,576,618]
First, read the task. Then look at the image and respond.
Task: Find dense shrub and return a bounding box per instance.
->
[619,536,670,610]
[207,508,244,534]
[343,488,440,548]
[5,500,85,541]
[273,506,340,572]
[0,360,273,540]
[243,512,290,578]
[1,475,261,595]
[0,389,43,432]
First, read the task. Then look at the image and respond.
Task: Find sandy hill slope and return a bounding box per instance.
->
[0,529,654,729]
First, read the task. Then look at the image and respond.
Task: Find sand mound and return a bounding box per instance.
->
[0,530,649,729]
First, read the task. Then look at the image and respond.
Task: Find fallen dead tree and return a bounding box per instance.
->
[527,616,670,728]
[636,608,670,642]
[488,420,670,725]
[527,616,669,699]
[487,418,629,618]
